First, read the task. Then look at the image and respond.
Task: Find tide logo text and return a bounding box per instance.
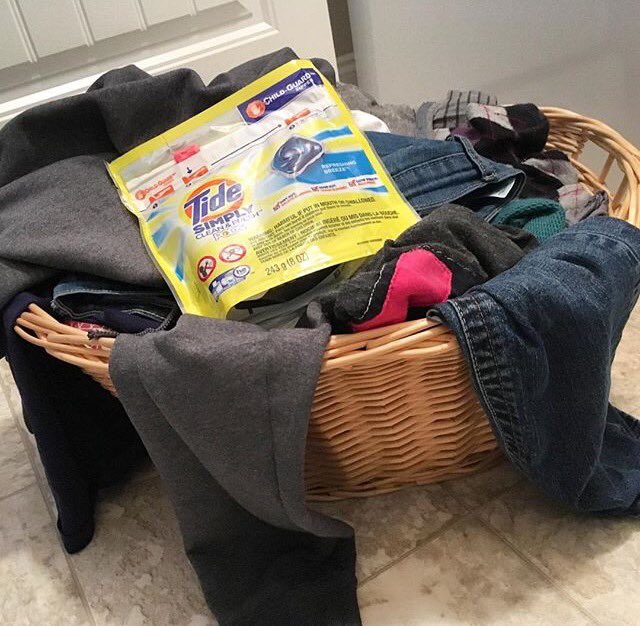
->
[184,179,243,226]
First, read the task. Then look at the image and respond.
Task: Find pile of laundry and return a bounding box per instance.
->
[1,48,639,626]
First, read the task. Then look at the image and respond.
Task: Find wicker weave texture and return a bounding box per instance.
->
[14,108,640,500]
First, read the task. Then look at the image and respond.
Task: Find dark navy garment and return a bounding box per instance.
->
[435,217,640,514]
[51,275,178,333]
[367,132,524,215]
[2,291,147,552]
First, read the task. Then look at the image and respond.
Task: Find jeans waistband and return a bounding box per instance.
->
[367,131,524,214]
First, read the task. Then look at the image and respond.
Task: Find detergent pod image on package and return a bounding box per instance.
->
[107,60,419,318]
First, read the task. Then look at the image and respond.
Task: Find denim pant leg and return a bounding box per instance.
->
[434,217,640,514]
[51,275,178,332]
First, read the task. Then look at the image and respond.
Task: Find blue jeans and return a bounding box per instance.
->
[367,132,524,216]
[52,276,178,332]
[434,217,640,514]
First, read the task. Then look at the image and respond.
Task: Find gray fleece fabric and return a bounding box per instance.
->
[336,82,418,136]
[110,305,361,626]
[1,48,359,624]
[0,48,335,354]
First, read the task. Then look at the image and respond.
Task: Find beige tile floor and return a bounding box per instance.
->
[0,305,638,625]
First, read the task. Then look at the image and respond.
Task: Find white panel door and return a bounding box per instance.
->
[81,0,141,41]
[0,0,336,124]
[16,0,88,57]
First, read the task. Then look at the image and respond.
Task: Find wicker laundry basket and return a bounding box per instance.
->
[14,108,640,500]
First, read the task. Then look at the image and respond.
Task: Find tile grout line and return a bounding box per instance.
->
[0,373,52,496]
[0,479,38,503]
[58,546,98,626]
[440,473,527,514]
[0,370,58,510]
[475,515,604,626]
[0,365,20,418]
[357,473,605,619]
[0,369,40,505]
[14,430,98,626]
[358,511,473,587]
[0,367,97,626]
[359,474,528,587]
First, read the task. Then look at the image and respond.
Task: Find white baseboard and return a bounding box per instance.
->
[336,52,357,85]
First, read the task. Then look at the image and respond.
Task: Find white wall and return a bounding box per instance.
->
[348,0,640,144]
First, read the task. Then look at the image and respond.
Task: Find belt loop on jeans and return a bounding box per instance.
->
[448,135,497,182]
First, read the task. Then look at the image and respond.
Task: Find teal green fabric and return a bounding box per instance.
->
[492,198,566,242]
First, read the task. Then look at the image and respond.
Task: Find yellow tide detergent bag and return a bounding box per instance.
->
[108,60,419,318]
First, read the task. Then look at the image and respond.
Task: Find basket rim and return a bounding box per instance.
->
[13,107,640,373]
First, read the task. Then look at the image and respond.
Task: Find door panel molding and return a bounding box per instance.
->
[0,0,335,126]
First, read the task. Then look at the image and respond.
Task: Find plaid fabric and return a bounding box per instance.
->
[432,90,498,129]
[417,90,497,138]
[466,103,513,131]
